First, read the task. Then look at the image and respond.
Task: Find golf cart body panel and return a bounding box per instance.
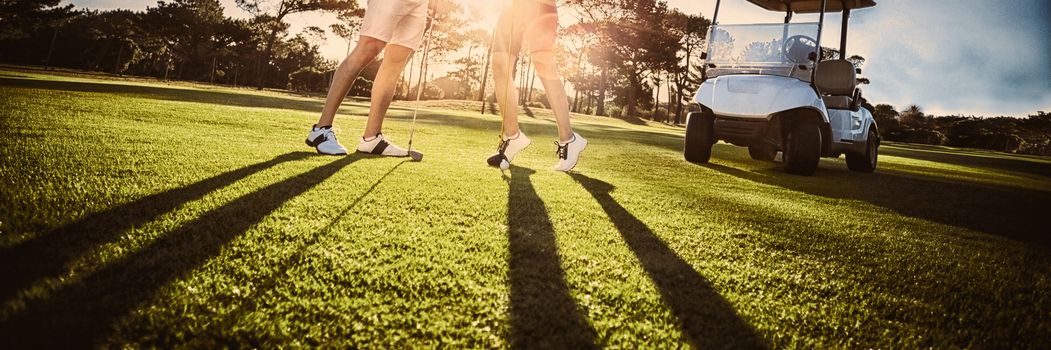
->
[827,106,876,155]
[695,75,827,121]
[746,0,876,13]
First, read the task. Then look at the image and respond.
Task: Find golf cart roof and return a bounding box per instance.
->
[746,0,876,13]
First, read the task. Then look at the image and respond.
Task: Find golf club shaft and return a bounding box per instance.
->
[408,3,438,152]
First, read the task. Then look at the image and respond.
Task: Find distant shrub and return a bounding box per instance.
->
[288,68,326,92]
[655,107,670,123]
[422,83,444,100]
[893,128,948,145]
[607,106,622,119]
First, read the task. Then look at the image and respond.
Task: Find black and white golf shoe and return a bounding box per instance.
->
[486,131,531,170]
[357,133,409,157]
[305,125,348,155]
[553,132,587,172]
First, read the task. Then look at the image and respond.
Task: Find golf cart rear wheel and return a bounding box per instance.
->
[684,112,714,164]
[783,121,821,175]
[847,129,879,173]
[748,145,778,161]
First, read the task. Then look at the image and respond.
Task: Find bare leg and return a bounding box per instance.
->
[316,36,387,127]
[530,50,573,142]
[362,44,415,138]
[492,52,520,137]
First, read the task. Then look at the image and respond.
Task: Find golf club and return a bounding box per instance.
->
[405,2,438,162]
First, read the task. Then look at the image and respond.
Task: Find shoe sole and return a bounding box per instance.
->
[355,150,408,157]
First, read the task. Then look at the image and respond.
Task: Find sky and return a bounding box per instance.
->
[67,0,1051,117]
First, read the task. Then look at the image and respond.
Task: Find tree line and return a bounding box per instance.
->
[865,104,1051,156]
[0,0,359,90]
[1,0,714,123]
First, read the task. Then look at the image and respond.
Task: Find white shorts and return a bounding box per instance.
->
[359,0,429,51]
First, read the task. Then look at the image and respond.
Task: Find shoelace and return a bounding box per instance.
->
[319,128,337,142]
[497,137,510,155]
[555,141,568,160]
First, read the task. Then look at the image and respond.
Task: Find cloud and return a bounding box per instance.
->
[847,0,1051,116]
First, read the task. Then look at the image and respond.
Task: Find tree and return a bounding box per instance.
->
[565,0,624,116]
[560,23,600,113]
[144,0,228,80]
[329,8,365,57]
[871,104,899,130]
[566,0,682,118]
[411,0,467,100]
[235,0,359,89]
[665,11,709,124]
[0,0,73,41]
[900,104,925,127]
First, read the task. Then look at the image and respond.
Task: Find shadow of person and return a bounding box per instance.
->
[507,166,598,349]
[569,173,767,349]
[0,156,358,348]
[194,161,408,342]
[700,162,1049,245]
[0,152,316,304]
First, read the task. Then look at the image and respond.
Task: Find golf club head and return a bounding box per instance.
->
[408,150,423,162]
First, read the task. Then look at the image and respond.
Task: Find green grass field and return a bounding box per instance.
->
[1,68,1048,348]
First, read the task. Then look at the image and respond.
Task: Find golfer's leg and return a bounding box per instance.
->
[362,44,414,138]
[316,37,386,127]
[530,50,573,142]
[492,9,523,137]
[492,52,521,137]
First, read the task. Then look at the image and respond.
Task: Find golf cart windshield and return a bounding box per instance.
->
[706,23,820,81]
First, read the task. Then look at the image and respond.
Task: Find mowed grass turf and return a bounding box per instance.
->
[0,68,1048,348]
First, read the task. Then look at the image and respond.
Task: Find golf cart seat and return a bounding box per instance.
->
[816,59,856,110]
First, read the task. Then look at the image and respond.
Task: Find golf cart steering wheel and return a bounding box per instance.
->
[783,35,818,64]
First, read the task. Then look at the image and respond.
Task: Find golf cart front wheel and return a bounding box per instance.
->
[684,112,715,164]
[783,121,821,175]
[846,129,879,173]
[748,145,778,161]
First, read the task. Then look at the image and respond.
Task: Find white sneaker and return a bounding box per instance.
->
[305,125,348,155]
[486,131,531,170]
[357,133,408,157]
[553,132,587,172]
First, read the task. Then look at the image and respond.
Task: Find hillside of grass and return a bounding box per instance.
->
[1,68,1048,348]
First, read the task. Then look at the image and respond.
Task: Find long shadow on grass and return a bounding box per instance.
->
[0,152,315,304]
[200,161,405,345]
[507,167,598,349]
[702,163,1050,245]
[570,173,766,349]
[0,156,357,348]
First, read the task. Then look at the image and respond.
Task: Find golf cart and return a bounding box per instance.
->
[684,0,880,175]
